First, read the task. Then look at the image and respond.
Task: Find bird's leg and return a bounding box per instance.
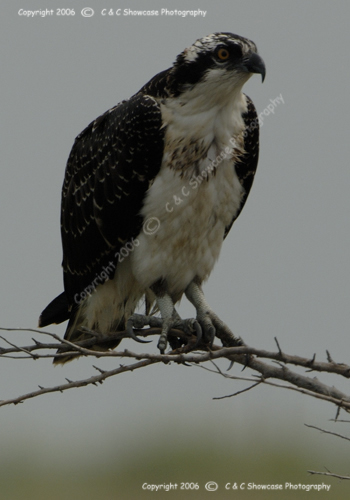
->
[127,279,204,352]
[185,278,243,347]
[126,305,201,351]
[151,280,202,353]
[155,293,176,353]
[126,282,181,345]
[185,279,216,345]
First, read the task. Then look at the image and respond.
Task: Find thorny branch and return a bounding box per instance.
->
[308,470,350,481]
[1,326,350,414]
[305,424,350,480]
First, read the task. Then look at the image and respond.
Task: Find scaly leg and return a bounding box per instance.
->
[127,280,202,353]
[185,278,243,347]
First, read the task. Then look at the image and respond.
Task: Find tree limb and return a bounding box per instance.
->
[0,358,157,407]
[1,326,350,412]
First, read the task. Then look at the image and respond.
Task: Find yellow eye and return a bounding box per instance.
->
[217,48,230,60]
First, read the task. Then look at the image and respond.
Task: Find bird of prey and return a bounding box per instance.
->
[39,32,265,363]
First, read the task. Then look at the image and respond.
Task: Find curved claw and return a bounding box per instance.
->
[192,321,202,349]
[157,333,167,354]
[126,319,152,344]
[207,325,215,346]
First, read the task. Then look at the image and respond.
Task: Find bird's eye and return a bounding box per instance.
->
[216,47,230,61]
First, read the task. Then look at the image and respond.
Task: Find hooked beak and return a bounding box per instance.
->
[241,52,266,82]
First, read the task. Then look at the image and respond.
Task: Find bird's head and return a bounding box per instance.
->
[167,32,265,101]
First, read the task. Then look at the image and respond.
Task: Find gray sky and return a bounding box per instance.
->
[2,0,350,488]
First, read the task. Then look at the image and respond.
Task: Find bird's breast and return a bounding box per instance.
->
[131,147,243,296]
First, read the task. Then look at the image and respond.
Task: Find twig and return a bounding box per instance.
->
[308,470,350,481]
[305,424,350,442]
[213,380,262,399]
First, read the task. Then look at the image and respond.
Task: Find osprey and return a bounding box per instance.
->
[39,32,265,363]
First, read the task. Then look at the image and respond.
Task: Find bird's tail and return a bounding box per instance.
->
[41,265,148,364]
[38,292,70,328]
[39,292,124,365]
[52,302,124,365]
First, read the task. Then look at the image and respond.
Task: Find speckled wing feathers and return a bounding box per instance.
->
[61,94,165,306]
[224,94,260,238]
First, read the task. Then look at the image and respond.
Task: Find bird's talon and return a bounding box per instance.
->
[207,325,216,346]
[157,334,167,353]
[192,321,202,348]
[126,319,152,344]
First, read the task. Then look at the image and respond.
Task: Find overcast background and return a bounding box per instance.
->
[2,1,350,498]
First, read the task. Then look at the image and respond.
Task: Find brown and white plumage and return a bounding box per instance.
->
[38,32,265,362]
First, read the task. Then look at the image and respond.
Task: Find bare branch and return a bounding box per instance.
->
[308,470,350,481]
[305,424,350,443]
[0,358,157,407]
[213,380,263,399]
[1,326,350,412]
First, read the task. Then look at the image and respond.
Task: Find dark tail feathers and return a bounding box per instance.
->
[38,292,70,327]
